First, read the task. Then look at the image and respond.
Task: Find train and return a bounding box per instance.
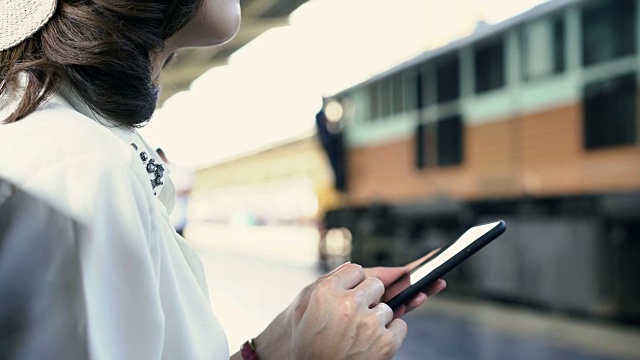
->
[316,0,640,322]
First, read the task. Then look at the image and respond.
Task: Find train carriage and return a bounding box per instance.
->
[317,0,640,322]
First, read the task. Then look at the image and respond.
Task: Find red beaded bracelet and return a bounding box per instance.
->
[240,338,259,360]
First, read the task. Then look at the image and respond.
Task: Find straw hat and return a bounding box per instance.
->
[0,0,58,51]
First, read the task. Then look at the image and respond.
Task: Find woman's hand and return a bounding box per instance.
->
[367,249,447,318]
[242,252,446,360]
[290,263,406,360]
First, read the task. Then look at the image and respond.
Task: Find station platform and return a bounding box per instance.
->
[400,296,640,360]
[188,224,640,359]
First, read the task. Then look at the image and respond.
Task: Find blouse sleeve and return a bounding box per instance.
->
[0,156,166,360]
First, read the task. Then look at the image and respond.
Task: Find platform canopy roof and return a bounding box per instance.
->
[158,0,308,105]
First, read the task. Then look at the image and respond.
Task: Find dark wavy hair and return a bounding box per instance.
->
[0,0,201,127]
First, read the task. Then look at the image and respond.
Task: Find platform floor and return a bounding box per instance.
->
[188,224,640,359]
[399,296,640,360]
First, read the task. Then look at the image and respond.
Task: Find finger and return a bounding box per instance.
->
[313,262,353,291]
[423,279,447,297]
[364,266,407,286]
[378,250,444,301]
[329,263,366,290]
[404,279,446,314]
[355,277,385,307]
[405,248,441,272]
[383,276,447,305]
[392,304,408,319]
[386,318,408,353]
[323,261,352,277]
[382,274,411,301]
[406,292,428,310]
[372,302,394,326]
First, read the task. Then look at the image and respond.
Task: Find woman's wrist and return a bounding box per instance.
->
[240,339,259,360]
[251,308,292,360]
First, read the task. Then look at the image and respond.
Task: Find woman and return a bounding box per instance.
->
[0,0,446,359]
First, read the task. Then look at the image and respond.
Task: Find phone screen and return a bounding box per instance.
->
[385,220,506,310]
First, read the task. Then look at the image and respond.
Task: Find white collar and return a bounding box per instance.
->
[57,89,175,205]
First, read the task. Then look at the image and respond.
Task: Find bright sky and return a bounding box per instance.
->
[141,0,549,169]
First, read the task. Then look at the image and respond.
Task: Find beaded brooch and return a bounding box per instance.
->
[131,143,164,196]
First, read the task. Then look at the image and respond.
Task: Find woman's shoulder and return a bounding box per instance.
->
[0,93,156,219]
[2,94,132,161]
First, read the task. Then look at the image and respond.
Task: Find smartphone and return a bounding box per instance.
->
[385,220,507,311]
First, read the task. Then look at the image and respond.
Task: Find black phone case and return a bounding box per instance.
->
[385,220,506,311]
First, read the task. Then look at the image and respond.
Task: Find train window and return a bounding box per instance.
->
[553,18,565,75]
[392,74,404,115]
[521,17,565,81]
[415,123,426,169]
[436,56,460,103]
[403,70,418,112]
[437,115,464,167]
[582,0,636,66]
[415,123,438,169]
[380,78,392,118]
[583,73,637,150]
[425,123,438,168]
[474,38,505,94]
[415,116,462,170]
[421,66,436,108]
[368,82,380,121]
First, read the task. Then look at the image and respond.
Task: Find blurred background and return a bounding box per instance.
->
[143,0,640,358]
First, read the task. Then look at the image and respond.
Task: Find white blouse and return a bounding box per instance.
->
[0,91,229,359]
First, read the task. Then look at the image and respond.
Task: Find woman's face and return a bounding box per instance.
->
[165,0,241,51]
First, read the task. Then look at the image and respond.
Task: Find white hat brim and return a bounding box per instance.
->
[0,0,58,51]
